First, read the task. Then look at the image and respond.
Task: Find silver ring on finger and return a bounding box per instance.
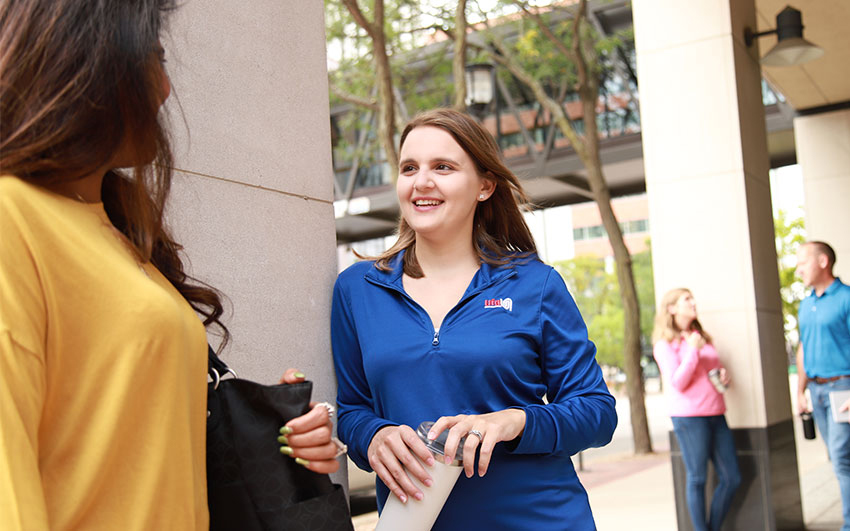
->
[332,436,348,458]
[316,401,335,419]
[468,429,483,441]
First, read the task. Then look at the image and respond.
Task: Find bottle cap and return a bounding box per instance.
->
[416,421,464,465]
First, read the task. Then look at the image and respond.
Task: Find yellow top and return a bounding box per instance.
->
[0,176,209,530]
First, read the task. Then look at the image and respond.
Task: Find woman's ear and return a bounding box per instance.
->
[479,175,496,200]
[667,304,677,316]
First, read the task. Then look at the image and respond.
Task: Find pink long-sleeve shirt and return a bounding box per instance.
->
[653,338,726,417]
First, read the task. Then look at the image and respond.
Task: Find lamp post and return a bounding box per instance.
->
[464,62,495,119]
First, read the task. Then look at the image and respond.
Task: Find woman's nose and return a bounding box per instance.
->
[412,171,433,191]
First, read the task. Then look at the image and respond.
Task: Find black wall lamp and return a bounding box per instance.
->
[745,5,824,67]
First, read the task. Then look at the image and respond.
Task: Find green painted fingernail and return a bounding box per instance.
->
[295,457,310,467]
[279,426,293,435]
[277,435,289,444]
[294,372,305,379]
[280,446,294,455]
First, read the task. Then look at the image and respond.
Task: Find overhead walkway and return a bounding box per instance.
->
[334,99,795,243]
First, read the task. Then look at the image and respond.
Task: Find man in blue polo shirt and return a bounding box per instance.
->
[796,240,850,530]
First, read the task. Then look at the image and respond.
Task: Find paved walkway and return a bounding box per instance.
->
[352,383,844,530]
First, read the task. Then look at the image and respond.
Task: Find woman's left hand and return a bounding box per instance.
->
[427,409,526,478]
[278,368,307,385]
[719,367,731,387]
[276,369,345,474]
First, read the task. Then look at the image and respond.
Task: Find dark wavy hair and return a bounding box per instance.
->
[374,108,537,277]
[0,0,228,344]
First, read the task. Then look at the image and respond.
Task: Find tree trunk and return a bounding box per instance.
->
[452,0,468,111]
[577,24,652,455]
[340,0,398,175]
[372,2,398,173]
[585,161,652,455]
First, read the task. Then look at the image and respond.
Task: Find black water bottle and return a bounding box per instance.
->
[801,412,816,440]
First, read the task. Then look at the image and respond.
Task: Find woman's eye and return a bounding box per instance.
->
[401,165,416,173]
[435,163,451,171]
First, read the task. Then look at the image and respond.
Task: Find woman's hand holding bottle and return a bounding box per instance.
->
[367,425,436,503]
[427,409,527,479]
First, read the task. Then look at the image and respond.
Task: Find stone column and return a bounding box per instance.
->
[163,1,344,484]
[795,108,850,280]
[633,1,802,528]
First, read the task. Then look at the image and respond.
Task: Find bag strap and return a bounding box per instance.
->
[208,345,237,389]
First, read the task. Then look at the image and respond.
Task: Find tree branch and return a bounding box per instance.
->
[514,1,576,64]
[330,85,379,111]
[452,0,469,111]
[571,0,590,96]
[483,30,588,162]
[341,0,376,40]
[374,0,384,37]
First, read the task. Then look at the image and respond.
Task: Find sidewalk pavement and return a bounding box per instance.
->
[581,432,842,530]
[352,383,844,530]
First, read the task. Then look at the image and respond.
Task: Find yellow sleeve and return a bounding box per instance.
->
[0,333,49,531]
[0,186,49,531]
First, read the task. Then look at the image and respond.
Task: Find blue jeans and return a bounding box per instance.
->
[672,415,741,531]
[809,378,850,531]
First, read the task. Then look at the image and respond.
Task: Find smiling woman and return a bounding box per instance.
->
[375,108,536,278]
[396,126,494,242]
[331,108,618,529]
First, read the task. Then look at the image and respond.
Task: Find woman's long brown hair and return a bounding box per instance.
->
[374,108,537,277]
[0,0,228,345]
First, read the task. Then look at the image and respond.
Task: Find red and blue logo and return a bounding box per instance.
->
[484,297,513,312]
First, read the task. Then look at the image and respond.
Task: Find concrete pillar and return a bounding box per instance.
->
[633,1,801,528]
[162,1,344,484]
[795,108,850,280]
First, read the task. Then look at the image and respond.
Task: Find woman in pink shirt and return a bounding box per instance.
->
[653,288,741,531]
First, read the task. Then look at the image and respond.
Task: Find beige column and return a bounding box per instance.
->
[633,0,801,528]
[162,0,343,480]
[795,108,850,280]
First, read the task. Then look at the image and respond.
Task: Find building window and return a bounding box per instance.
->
[573,218,649,241]
[587,225,606,239]
[573,226,588,240]
[628,219,649,233]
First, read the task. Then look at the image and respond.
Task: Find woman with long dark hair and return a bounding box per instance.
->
[331,108,617,528]
[0,2,337,529]
[652,288,741,531]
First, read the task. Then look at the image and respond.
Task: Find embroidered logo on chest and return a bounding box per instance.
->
[484,297,512,312]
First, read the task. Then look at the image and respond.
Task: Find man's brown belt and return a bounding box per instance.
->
[810,374,850,384]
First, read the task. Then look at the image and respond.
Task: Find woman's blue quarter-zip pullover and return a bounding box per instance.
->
[331,252,617,529]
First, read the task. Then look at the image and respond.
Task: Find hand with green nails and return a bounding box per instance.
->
[275,368,343,474]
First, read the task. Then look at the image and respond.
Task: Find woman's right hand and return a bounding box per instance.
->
[685,331,705,350]
[798,389,810,414]
[368,425,435,504]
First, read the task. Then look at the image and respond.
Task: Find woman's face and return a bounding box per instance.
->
[110,43,171,169]
[396,126,493,240]
[670,292,697,324]
[153,42,171,106]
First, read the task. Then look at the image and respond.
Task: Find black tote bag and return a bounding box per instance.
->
[207,348,354,531]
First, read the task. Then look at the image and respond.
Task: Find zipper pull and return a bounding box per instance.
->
[432,330,440,346]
